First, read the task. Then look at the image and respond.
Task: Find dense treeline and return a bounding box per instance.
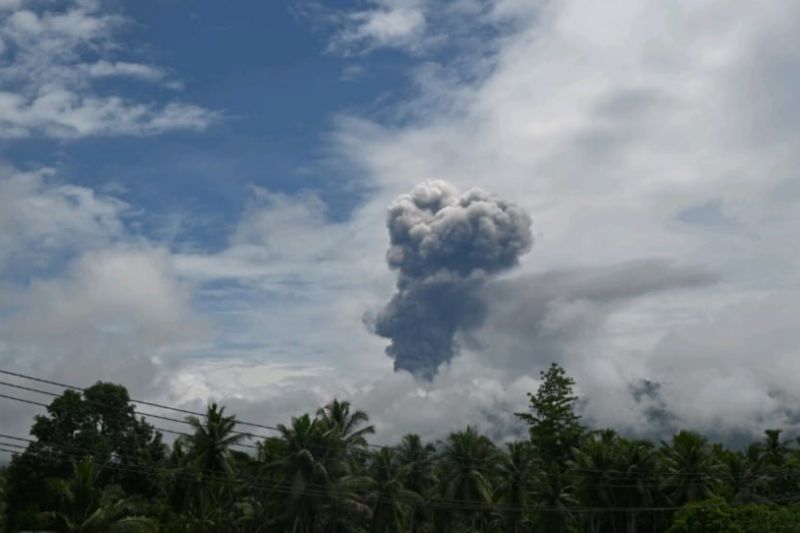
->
[2,364,800,532]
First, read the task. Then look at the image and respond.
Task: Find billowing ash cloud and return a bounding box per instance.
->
[371,180,533,379]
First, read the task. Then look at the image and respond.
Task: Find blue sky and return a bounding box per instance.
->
[2,0,800,444]
[2,1,418,249]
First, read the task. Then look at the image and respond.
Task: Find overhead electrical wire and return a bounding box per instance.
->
[2,366,799,485]
[4,434,795,514]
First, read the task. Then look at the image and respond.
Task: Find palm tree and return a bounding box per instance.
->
[760,429,789,467]
[660,431,726,505]
[494,441,537,533]
[182,403,248,526]
[569,430,619,533]
[263,413,370,532]
[614,439,658,533]
[396,434,437,533]
[717,445,770,504]
[531,463,576,533]
[185,403,247,478]
[42,457,155,532]
[436,427,497,531]
[757,429,799,500]
[361,447,422,532]
[262,414,331,533]
[316,399,375,462]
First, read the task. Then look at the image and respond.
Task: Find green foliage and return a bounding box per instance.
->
[732,503,800,533]
[396,433,437,533]
[666,498,743,533]
[257,399,376,532]
[169,402,249,527]
[362,447,422,532]
[435,426,497,531]
[6,370,800,533]
[494,441,536,532]
[41,457,156,533]
[515,362,585,466]
[5,382,164,531]
[661,431,727,505]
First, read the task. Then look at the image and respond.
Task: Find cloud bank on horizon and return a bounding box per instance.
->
[1,0,800,445]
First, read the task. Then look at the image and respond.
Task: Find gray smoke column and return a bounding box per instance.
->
[372,180,533,380]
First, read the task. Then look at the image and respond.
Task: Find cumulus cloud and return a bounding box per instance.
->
[4,0,800,448]
[92,0,800,443]
[2,247,202,379]
[167,349,536,445]
[0,166,200,380]
[172,186,391,373]
[647,290,800,435]
[0,164,127,272]
[0,245,205,440]
[0,164,204,440]
[324,0,800,440]
[0,0,215,138]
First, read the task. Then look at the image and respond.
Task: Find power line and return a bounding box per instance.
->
[0,434,527,514]
[4,435,784,514]
[4,419,800,513]
[0,367,390,450]
[0,384,379,457]
[0,391,48,408]
[0,368,282,432]
[3,367,800,486]
[0,385,379,458]
[0,398,793,496]
[0,376,273,441]
[0,390,259,451]
[0,388,793,487]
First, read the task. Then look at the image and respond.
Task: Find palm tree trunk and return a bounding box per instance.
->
[626,511,637,533]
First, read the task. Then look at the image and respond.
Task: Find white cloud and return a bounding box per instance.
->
[314,0,800,439]
[0,164,128,272]
[4,0,800,446]
[172,187,392,373]
[327,0,427,55]
[646,290,800,433]
[168,350,535,445]
[0,1,216,138]
[0,164,204,388]
[0,162,209,439]
[321,0,510,56]
[0,245,206,440]
[83,60,183,89]
[141,0,800,442]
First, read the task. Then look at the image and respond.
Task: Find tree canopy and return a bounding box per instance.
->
[3,365,800,532]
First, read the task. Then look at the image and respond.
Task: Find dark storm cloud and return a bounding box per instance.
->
[370,180,533,380]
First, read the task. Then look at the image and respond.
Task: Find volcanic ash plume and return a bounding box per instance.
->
[372,180,533,379]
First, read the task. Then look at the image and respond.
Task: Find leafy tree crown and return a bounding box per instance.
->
[515,363,584,465]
